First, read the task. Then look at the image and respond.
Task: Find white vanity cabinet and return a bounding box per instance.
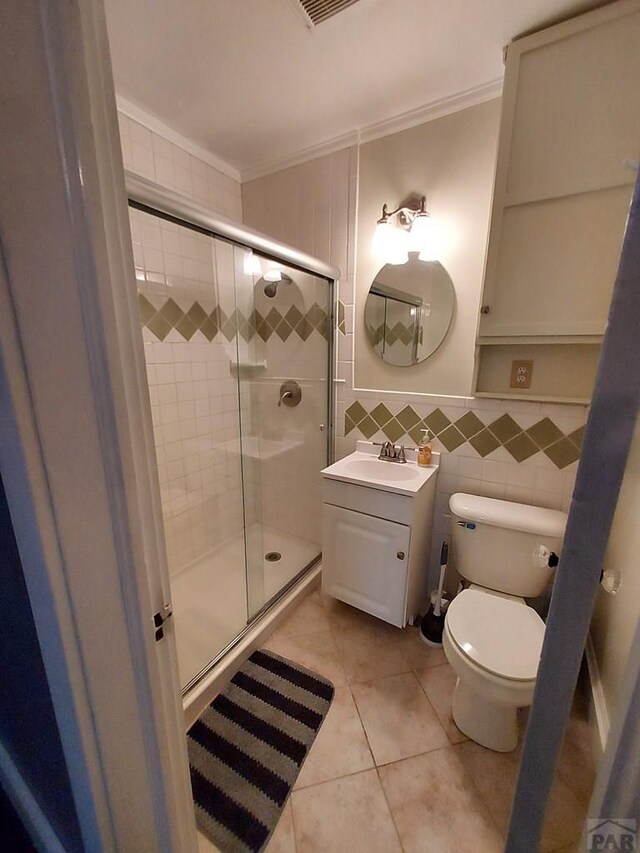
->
[320,444,438,628]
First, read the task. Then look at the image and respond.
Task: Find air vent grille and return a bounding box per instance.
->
[294,0,362,27]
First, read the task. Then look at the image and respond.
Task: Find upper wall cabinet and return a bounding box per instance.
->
[479,0,640,341]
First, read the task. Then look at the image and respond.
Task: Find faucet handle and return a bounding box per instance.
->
[398,445,406,462]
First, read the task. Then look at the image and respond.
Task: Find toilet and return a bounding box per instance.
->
[443,492,567,752]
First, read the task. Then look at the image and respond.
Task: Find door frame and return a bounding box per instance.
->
[0,1,196,848]
[507,174,640,849]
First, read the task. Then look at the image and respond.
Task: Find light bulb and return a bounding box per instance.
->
[372,220,409,265]
[243,250,262,276]
[263,265,283,282]
[372,220,394,261]
[410,212,436,260]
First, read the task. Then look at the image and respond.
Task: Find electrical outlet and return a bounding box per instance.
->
[510,360,533,389]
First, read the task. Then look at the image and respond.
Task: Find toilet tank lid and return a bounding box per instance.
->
[449,493,567,537]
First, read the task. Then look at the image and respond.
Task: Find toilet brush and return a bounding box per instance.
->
[419,541,449,647]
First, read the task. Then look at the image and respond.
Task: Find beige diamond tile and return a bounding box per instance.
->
[297,316,313,341]
[370,403,392,427]
[438,425,466,452]
[381,418,406,443]
[355,414,377,439]
[344,413,356,436]
[346,401,367,424]
[469,428,501,458]
[544,437,581,469]
[424,409,451,435]
[187,302,207,328]
[455,411,485,439]
[488,414,522,444]
[504,431,539,462]
[396,405,421,431]
[527,417,564,449]
[146,313,172,341]
[137,293,157,325]
[567,425,585,450]
[158,297,184,326]
[175,314,198,341]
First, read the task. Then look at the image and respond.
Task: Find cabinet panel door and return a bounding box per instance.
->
[322,504,411,628]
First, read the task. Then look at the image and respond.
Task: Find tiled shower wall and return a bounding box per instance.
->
[119,112,247,576]
[242,146,588,589]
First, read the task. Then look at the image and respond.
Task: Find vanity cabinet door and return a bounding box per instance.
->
[479,1,640,339]
[322,504,411,628]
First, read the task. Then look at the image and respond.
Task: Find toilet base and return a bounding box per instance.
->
[451,677,519,752]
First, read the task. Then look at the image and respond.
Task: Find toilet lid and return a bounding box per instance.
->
[446,589,545,681]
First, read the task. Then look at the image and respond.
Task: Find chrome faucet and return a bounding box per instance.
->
[377,442,407,463]
[278,390,293,407]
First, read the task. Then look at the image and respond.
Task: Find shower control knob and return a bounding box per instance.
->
[396,551,405,560]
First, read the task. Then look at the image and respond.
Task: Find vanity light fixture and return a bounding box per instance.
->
[372,195,436,265]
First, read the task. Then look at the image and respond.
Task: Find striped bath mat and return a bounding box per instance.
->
[187,648,334,852]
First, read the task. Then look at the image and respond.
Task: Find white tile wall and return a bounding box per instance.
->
[242,144,587,592]
[118,111,242,221]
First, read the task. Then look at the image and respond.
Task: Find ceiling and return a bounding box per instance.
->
[104,0,597,176]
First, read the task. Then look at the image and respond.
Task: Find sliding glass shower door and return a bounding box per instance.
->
[131,203,331,691]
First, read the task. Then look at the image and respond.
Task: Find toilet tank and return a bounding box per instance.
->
[449,493,567,598]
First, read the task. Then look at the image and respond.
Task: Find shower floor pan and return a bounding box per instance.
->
[170,524,319,689]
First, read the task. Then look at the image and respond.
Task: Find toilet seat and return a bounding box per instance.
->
[446,588,545,681]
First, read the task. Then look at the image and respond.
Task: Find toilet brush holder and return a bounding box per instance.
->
[419,590,451,647]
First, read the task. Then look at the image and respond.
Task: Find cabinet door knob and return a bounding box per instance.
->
[396,551,405,560]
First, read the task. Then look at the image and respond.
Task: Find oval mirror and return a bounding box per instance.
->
[364,257,455,366]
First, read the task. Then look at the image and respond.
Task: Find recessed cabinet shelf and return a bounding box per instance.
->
[475,0,640,404]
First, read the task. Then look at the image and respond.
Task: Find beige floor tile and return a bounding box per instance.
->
[351,672,449,765]
[332,620,411,684]
[197,831,220,852]
[456,740,587,852]
[397,626,448,670]
[379,748,503,852]
[295,685,374,788]
[263,629,347,688]
[291,769,402,853]
[276,590,332,639]
[321,594,387,632]
[266,800,296,853]
[556,713,597,807]
[415,662,467,744]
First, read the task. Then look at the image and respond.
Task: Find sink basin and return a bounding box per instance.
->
[342,458,421,483]
[321,444,438,496]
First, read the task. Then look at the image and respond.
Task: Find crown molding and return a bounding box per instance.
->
[116,95,241,182]
[241,129,361,183]
[358,77,503,144]
[241,77,503,183]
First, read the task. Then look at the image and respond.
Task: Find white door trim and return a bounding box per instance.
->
[0,1,196,849]
[506,175,640,850]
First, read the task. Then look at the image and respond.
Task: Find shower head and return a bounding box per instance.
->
[262,273,292,298]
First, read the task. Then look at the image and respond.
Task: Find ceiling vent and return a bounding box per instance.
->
[290,0,362,27]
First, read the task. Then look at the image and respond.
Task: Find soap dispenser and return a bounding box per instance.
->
[417,429,432,467]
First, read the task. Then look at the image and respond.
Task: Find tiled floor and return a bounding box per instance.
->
[198,589,596,853]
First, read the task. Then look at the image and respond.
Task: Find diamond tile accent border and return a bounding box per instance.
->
[345,401,583,469]
[139,293,329,344]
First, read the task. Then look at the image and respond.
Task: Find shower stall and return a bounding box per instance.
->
[126,174,336,693]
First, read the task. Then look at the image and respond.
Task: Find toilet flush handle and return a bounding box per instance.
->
[533,544,559,569]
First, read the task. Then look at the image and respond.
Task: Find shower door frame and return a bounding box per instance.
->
[126,172,339,694]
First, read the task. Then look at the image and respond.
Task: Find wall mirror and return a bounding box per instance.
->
[364,256,455,366]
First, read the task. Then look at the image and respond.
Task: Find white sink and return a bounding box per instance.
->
[342,458,422,483]
[322,442,439,496]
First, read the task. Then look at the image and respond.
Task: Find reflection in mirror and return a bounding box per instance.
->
[364,256,455,366]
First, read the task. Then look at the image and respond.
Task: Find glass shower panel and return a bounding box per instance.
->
[132,207,249,689]
[237,252,330,617]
